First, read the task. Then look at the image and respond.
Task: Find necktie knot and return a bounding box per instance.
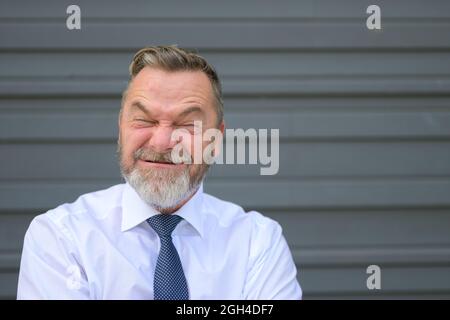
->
[147,214,183,237]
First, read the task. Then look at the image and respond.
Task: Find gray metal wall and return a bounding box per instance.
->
[1,0,450,299]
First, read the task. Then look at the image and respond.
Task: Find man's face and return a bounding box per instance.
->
[118,67,223,211]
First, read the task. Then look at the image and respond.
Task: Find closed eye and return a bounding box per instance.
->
[136,119,156,124]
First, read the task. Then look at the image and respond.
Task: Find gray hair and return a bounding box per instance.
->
[122,45,223,123]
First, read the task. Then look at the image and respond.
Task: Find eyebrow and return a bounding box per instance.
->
[177,106,204,119]
[130,101,151,115]
[130,101,204,119]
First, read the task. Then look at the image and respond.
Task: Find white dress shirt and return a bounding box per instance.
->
[17,183,302,300]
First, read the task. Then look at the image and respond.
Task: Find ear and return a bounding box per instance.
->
[212,120,225,158]
[218,120,225,134]
[118,108,123,146]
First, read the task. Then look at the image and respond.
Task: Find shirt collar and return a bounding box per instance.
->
[121,182,204,238]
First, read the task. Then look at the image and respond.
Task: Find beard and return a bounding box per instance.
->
[118,143,209,212]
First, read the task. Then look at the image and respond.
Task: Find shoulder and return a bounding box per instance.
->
[202,192,282,238]
[202,192,287,268]
[26,184,125,241]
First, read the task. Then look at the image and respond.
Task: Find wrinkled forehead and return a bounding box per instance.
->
[127,67,215,103]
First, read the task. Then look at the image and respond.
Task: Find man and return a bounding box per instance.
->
[17,46,302,299]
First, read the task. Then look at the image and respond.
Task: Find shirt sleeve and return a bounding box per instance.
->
[17,213,90,299]
[243,212,302,300]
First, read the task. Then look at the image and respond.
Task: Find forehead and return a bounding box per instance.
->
[127,67,214,105]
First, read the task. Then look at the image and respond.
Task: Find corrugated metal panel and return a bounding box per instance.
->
[1,0,449,299]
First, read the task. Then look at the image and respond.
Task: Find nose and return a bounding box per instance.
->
[147,126,178,153]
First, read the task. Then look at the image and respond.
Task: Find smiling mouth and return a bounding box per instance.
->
[141,159,180,165]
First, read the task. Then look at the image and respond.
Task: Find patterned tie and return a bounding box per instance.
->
[147,214,189,300]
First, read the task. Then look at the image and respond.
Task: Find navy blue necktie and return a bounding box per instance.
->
[147,214,189,300]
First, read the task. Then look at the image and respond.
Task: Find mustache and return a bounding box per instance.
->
[133,147,192,164]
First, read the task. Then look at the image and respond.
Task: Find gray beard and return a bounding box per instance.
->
[118,142,209,211]
[122,165,198,211]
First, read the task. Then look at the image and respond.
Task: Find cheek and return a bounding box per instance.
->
[181,133,217,161]
[120,128,153,155]
[173,131,196,155]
